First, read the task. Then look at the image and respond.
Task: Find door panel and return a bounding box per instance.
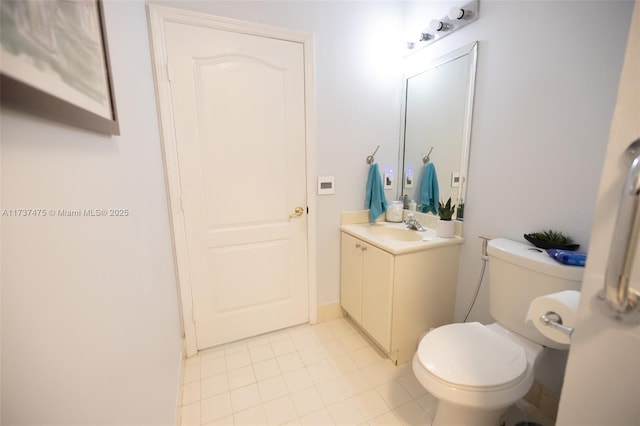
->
[164,21,308,349]
[341,233,364,322]
[210,241,290,312]
[362,245,394,351]
[193,55,288,227]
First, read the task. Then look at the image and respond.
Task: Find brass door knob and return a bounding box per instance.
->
[289,207,304,218]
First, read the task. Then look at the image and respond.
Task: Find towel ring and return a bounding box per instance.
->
[366,146,380,164]
[423,147,434,164]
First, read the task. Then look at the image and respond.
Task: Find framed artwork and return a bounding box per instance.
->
[0,0,119,135]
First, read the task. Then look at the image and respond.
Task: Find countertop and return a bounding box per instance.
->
[340,221,464,255]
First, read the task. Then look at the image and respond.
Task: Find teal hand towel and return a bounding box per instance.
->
[365,163,388,222]
[420,162,439,215]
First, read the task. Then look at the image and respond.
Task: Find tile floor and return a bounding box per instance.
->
[179,316,554,426]
[179,317,438,425]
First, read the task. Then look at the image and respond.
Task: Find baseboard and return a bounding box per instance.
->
[317,302,344,322]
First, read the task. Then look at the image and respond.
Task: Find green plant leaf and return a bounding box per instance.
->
[438,197,456,220]
[529,229,573,244]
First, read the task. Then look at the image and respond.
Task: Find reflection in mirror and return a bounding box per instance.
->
[400,42,477,220]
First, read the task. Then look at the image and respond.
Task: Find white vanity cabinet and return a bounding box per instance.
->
[341,232,395,351]
[340,227,461,364]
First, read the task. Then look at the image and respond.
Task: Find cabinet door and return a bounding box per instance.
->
[340,233,363,323]
[361,244,394,352]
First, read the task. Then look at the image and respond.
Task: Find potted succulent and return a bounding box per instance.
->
[524,230,579,251]
[437,197,456,238]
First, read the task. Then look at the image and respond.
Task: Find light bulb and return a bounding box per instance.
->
[448,7,465,20]
[429,20,446,32]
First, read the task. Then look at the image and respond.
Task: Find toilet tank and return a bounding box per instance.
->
[487,238,583,347]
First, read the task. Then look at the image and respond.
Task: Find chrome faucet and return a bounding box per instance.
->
[405,213,425,231]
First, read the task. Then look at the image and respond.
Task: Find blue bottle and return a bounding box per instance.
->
[546,249,587,267]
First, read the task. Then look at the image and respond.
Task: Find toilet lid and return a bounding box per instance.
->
[417,322,527,388]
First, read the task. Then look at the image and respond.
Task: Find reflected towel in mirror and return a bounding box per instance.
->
[421,162,439,214]
[365,163,388,222]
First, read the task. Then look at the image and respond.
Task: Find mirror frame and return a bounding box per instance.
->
[398,41,478,217]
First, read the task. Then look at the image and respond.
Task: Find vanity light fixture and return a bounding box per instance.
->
[406,0,479,53]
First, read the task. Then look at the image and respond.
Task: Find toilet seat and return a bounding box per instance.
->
[417,322,527,390]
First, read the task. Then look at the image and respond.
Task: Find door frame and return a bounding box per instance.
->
[147,4,317,356]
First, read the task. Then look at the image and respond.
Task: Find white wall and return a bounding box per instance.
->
[153,0,407,304]
[1,2,182,424]
[404,0,633,393]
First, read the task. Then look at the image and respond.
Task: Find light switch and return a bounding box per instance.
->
[451,172,460,188]
[317,176,335,195]
[404,171,414,189]
[384,172,393,190]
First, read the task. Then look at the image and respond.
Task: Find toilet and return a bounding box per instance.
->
[412,238,583,426]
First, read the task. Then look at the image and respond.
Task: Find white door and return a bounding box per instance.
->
[557,2,639,424]
[158,15,310,350]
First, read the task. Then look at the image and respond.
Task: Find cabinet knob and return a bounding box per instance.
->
[355,243,361,248]
[361,246,367,252]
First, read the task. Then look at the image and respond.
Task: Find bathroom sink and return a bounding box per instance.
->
[340,214,462,255]
[367,225,424,241]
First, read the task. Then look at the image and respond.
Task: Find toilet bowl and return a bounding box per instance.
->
[411,238,583,426]
[413,322,545,426]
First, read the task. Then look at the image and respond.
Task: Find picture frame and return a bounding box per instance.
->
[0,0,119,135]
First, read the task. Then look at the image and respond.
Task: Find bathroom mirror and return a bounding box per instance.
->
[400,42,477,219]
